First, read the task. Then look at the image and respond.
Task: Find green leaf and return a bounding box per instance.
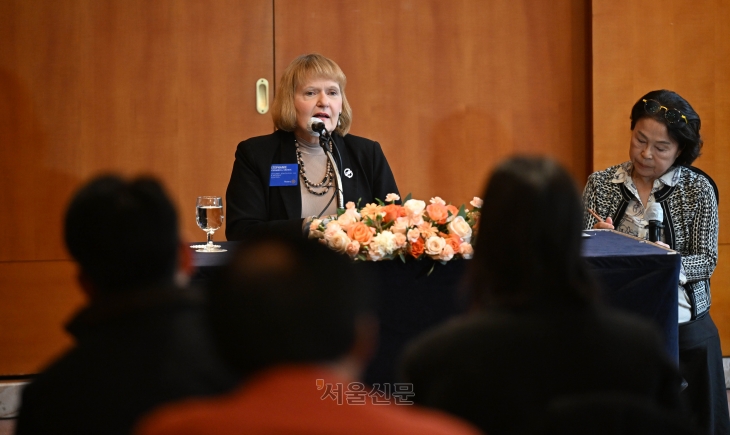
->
[376,198,385,206]
[426,262,436,277]
[399,253,406,263]
[404,193,412,202]
[457,204,467,219]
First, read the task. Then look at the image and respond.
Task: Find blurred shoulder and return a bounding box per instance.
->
[235,130,289,155]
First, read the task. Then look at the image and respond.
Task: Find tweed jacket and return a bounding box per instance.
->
[582,163,719,320]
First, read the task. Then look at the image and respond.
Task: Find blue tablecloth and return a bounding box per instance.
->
[192,230,681,385]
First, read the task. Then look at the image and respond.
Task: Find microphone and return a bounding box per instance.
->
[307,117,327,137]
[645,202,664,243]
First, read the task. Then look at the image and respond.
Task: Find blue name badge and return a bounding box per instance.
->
[269,164,299,187]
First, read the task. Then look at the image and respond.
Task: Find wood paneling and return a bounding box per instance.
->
[593,0,730,351]
[0,261,84,375]
[274,0,591,207]
[0,0,274,375]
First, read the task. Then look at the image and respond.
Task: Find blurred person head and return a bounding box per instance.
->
[64,175,184,295]
[629,89,702,169]
[271,53,353,139]
[470,156,595,309]
[208,232,374,377]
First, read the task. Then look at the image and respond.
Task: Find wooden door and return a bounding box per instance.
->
[0,0,274,375]
[273,0,591,209]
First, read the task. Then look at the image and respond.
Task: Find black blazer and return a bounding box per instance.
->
[225,129,400,241]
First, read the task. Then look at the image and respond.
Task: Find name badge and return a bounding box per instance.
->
[269,164,299,187]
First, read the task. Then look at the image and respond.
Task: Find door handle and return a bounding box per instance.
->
[256,78,269,114]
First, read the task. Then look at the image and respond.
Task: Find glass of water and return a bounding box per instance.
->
[195,196,226,252]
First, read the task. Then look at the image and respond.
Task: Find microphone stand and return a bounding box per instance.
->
[319,132,344,210]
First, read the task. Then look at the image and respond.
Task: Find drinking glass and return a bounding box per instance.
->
[195,196,226,253]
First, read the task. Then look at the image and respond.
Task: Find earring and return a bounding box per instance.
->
[338,113,342,127]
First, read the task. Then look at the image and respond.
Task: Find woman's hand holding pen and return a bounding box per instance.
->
[588,208,615,230]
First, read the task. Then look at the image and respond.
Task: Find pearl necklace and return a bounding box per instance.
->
[295,139,333,196]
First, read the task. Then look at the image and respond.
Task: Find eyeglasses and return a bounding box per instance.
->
[643,99,688,125]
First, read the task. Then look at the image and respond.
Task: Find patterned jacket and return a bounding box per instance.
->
[582,164,719,320]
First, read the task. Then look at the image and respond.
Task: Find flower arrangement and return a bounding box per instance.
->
[308,193,481,263]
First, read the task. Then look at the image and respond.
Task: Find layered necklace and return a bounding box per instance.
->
[295,138,333,196]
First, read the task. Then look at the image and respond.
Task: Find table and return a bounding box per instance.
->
[191,231,681,384]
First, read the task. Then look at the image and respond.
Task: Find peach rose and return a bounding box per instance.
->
[337,207,361,232]
[426,203,449,224]
[459,242,474,259]
[391,217,410,235]
[430,196,446,205]
[325,231,351,254]
[445,234,461,253]
[425,236,446,256]
[394,232,407,248]
[448,216,472,243]
[407,228,421,243]
[403,199,426,217]
[347,222,373,244]
[445,205,459,222]
[346,240,361,258]
[438,244,455,261]
[409,238,425,258]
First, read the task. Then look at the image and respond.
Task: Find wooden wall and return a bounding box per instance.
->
[0,0,275,375]
[592,0,730,352]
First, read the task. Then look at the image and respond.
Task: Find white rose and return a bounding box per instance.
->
[425,236,446,256]
[448,216,472,243]
[326,231,351,254]
[459,242,474,259]
[430,196,446,205]
[470,197,483,208]
[403,199,426,217]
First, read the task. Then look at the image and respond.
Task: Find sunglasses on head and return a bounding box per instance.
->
[643,99,688,125]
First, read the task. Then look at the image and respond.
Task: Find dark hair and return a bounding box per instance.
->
[470,156,595,308]
[64,175,180,292]
[630,89,703,166]
[208,232,372,375]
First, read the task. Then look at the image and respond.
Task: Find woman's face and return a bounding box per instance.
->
[293,77,342,141]
[629,117,682,182]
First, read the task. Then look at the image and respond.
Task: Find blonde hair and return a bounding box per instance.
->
[271,53,352,136]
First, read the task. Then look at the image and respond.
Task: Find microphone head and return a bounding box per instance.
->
[307,117,327,137]
[646,202,663,222]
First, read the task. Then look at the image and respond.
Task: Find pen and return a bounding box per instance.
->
[587,208,604,223]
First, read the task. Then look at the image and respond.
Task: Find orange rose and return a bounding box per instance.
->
[382,204,406,223]
[426,203,449,224]
[445,234,461,253]
[409,237,425,258]
[347,222,373,244]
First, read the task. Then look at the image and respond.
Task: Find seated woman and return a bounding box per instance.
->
[399,156,686,435]
[583,90,728,435]
[225,53,399,241]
